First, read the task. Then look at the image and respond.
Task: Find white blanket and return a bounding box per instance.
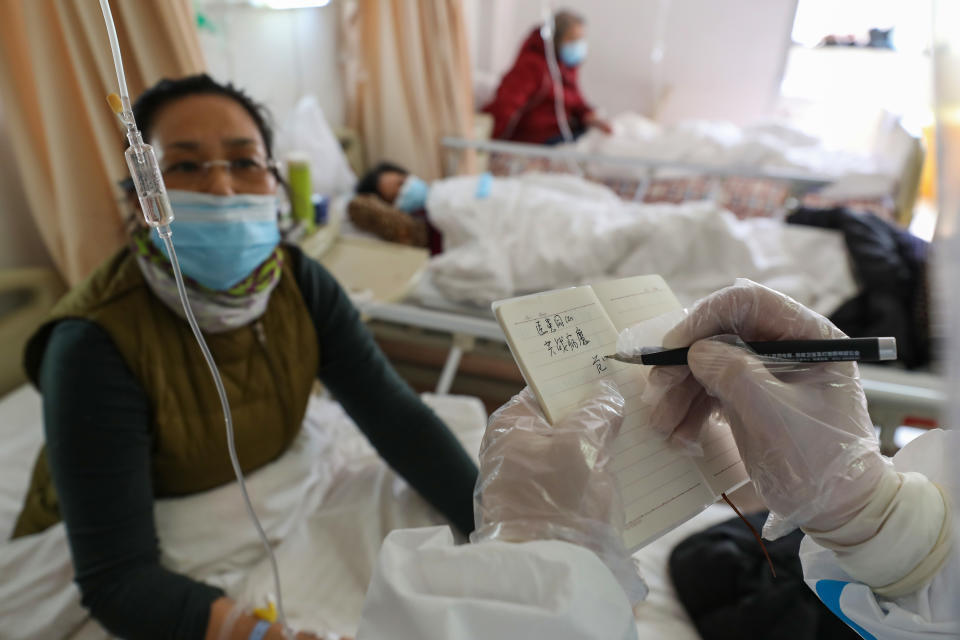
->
[572,113,898,191]
[0,392,486,639]
[425,173,857,316]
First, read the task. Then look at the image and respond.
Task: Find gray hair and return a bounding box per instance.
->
[553,9,585,44]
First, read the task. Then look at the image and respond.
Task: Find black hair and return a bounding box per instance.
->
[131,73,276,156]
[554,10,585,47]
[355,161,409,199]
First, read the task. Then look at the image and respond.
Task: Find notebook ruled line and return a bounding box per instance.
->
[626,481,703,528]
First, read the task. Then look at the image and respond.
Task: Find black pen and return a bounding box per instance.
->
[606,337,897,366]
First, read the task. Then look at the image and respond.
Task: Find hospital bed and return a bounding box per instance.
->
[2,379,754,639]
[324,159,942,447]
[0,262,744,639]
[441,126,924,225]
[443,135,838,189]
[442,134,833,224]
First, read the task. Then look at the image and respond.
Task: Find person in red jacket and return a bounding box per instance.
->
[484,10,611,144]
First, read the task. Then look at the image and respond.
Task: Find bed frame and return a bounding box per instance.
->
[358,299,943,454]
[441,135,924,224]
[440,136,836,202]
[318,133,939,446]
[0,268,65,397]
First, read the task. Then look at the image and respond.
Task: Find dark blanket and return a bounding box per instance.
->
[669,511,861,640]
[787,207,930,368]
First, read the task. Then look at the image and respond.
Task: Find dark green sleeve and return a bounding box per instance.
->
[39,319,223,639]
[289,246,478,535]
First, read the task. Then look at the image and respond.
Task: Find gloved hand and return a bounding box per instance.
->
[641,279,895,539]
[472,380,648,605]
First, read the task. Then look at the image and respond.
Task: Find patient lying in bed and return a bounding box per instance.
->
[346,164,858,318]
[349,162,443,253]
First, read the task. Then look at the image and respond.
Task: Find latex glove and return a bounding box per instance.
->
[642,279,895,539]
[472,380,648,605]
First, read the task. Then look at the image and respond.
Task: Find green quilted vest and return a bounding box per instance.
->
[12,246,318,537]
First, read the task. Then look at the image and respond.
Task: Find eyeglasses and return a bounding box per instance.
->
[161,158,277,189]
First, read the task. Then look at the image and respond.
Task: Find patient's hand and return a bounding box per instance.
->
[207,597,353,640]
[584,112,613,134]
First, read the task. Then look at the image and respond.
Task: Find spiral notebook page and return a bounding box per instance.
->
[495,276,747,550]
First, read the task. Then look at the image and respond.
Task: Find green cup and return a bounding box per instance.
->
[286,153,314,232]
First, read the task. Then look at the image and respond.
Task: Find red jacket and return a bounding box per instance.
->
[484,30,593,144]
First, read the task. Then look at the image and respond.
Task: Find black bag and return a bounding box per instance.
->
[787,206,931,369]
[669,511,861,640]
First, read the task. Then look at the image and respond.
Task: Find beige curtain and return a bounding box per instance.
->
[0,0,205,285]
[345,0,475,180]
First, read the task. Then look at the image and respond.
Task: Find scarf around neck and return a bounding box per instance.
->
[131,227,283,334]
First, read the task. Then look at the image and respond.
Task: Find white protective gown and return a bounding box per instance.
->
[357,429,958,640]
[799,429,958,639]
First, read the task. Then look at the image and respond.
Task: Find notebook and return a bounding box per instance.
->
[493,275,749,551]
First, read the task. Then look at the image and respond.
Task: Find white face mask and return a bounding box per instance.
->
[559,39,588,67]
[151,190,280,291]
[395,176,430,212]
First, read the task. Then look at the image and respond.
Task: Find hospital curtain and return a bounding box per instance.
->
[0,0,205,285]
[344,0,475,180]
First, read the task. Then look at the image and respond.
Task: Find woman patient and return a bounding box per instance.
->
[484,9,611,144]
[348,161,454,255]
[11,74,478,640]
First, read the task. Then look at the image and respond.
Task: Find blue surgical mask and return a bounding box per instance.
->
[559,39,588,67]
[395,175,430,212]
[152,190,280,291]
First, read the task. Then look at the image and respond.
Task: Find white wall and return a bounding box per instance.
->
[467,0,798,125]
[195,3,344,129]
[0,99,53,271]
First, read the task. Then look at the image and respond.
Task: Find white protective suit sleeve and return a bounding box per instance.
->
[355,432,957,640]
[355,526,638,640]
[800,429,960,639]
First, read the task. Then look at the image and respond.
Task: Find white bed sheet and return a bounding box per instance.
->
[571,113,904,196]
[0,390,486,639]
[0,384,738,639]
[0,385,43,540]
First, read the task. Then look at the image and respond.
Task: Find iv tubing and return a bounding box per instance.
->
[97,0,134,125]
[544,28,574,143]
[540,4,574,144]
[97,0,291,634]
[162,234,290,634]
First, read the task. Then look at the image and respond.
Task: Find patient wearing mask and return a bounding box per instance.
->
[349,161,444,254]
[11,74,478,640]
[484,9,612,144]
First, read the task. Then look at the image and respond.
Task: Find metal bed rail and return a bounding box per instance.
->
[441,136,836,187]
[359,299,944,445]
